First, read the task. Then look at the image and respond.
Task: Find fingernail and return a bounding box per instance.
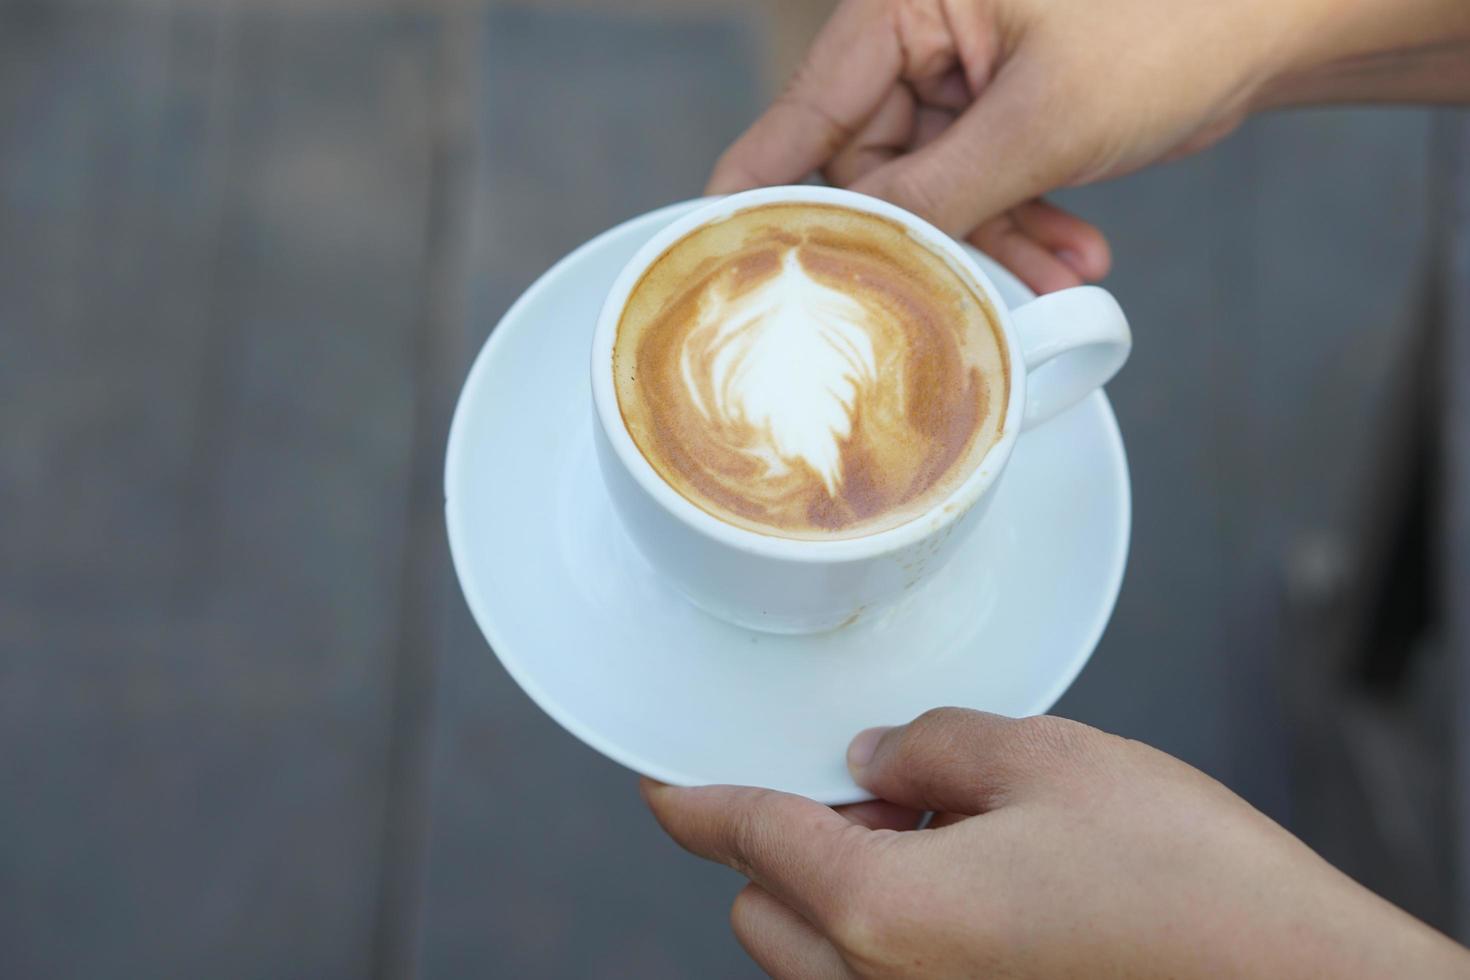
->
[1056,248,1085,272]
[847,727,891,771]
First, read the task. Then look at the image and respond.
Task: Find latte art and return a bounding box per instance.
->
[683,249,882,496]
[615,203,1008,540]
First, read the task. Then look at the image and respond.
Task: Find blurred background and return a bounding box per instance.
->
[2,0,1467,976]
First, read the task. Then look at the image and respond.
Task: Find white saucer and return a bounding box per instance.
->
[445,200,1131,804]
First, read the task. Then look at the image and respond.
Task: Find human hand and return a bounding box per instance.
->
[711,0,1468,295]
[643,708,1470,978]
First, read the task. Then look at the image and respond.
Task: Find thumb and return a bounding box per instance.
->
[853,62,1083,237]
[640,780,869,929]
[846,708,1092,815]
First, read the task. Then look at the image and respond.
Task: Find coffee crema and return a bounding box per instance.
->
[613,202,1009,540]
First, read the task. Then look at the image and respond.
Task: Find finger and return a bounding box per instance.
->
[854,61,1080,237]
[641,780,865,927]
[708,0,902,193]
[911,105,956,150]
[825,99,952,191]
[911,67,971,109]
[971,213,1084,295]
[731,884,850,980]
[835,799,926,831]
[1011,199,1112,281]
[823,84,914,188]
[846,709,1093,814]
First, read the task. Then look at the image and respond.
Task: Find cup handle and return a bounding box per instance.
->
[1010,285,1132,431]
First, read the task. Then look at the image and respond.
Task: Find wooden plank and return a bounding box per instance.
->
[0,1,199,610]
[1438,110,1470,943]
[1229,105,1435,839]
[0,3,439,975]
[369,7,484,979]
[1242,107,1451,929]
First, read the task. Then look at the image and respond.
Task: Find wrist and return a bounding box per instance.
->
[1272,858,1470,980]
[1254,0,1470,109]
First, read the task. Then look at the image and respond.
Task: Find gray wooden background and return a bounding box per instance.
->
[1,1,1462,976]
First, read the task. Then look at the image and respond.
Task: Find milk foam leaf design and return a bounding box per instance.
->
[681,249,880,497]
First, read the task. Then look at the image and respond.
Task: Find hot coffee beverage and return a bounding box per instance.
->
[612,202,1009,540]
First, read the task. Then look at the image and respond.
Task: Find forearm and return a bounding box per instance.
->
[1262,0,1470,108]
[1315,872,1470,979]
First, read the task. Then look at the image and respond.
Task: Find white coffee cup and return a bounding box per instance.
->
[591,186,1130,634]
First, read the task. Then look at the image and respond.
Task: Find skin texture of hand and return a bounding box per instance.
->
[643,709,1470,979]
[710,0,1470,295]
